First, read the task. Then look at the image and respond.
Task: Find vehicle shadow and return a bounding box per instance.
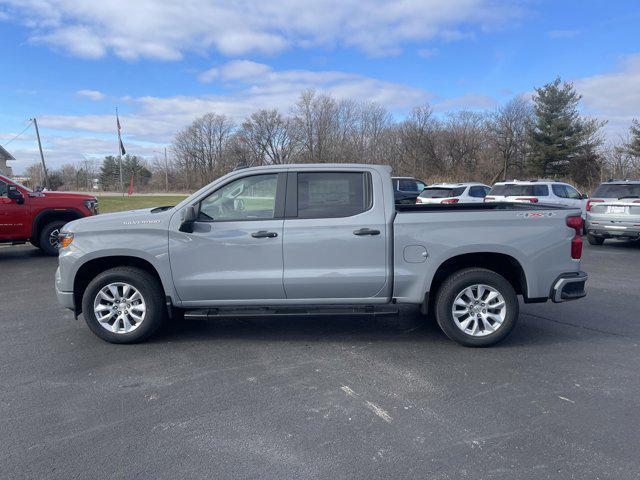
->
[593,238,640,250]
[0,245,49,260]
[149,305,573,349]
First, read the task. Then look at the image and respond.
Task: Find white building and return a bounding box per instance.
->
[0,145,15,176]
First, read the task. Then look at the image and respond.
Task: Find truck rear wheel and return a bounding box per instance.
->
[38,221,66,256]
[434,268,518,347]
[587,233,605,245]
[81,267,165,344]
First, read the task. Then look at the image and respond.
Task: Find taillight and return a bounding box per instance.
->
[515,197,538,203]
[586,199,603,211]
[634,200,640,204]
[484,196,495,202]
[566,215,583,260]
[441,198,459,204]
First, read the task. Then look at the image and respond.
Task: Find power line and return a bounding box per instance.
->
[3,120,33,147]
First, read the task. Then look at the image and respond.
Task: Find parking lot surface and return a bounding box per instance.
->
[1,241,639,479]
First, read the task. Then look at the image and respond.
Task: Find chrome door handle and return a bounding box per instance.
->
[353,228,381,236]
[251,230,278,238]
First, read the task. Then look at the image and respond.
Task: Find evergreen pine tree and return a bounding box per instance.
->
[625,119,640,158]
[527,77,583,177]
[98,156,120,190]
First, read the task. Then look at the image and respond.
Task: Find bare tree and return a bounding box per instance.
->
[173,113,235,187]
[396,105,442,177]
[488,96,532,182]
[237,109,299,165]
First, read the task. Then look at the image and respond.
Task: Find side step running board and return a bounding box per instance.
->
[184,305,399,320]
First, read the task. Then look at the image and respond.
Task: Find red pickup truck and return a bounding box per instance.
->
[0,173,98,255]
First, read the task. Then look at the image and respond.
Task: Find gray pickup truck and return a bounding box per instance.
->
[55,164,587,347]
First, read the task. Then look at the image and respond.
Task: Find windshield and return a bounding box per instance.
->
[0,174,32,193]
[489,184,548,196]
[592,183,640,199]
[419,187,465,198]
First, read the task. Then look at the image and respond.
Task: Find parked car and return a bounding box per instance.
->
[416,183,490,204]
[56,164,587,347]
[585,180,640,245]
[0,173,98,255]
[391,176,426,204]
[485,180,587,216]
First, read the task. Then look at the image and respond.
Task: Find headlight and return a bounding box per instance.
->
[84,198,98,214]
[58,232,74,248]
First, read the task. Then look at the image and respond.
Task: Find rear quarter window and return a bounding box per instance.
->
[468,186,488,198]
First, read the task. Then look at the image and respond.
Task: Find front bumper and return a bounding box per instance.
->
[551,271,588,303]
[55,267,75,310]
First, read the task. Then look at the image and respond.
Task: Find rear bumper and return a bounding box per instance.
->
[551,271,588,303]
[586,216,640,238]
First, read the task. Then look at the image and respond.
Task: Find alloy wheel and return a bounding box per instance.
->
[451,284,507,337]
[93,282,147,334]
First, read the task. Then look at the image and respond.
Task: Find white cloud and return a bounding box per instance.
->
[574,54,640,137]
[76,89,105,101]
[40,62,433,145]
[0,0,521,59]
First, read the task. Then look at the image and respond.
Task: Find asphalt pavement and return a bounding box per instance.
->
[1,241,639,479]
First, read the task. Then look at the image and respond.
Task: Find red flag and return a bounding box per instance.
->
[128,173,134,196]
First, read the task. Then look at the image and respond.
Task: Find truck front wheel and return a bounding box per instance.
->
[435,268,518,347]
[81,267,166,343]
[38,221,66,256]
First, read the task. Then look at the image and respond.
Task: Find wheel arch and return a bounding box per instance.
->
[425,252,528,313]
[32,208,84,240]
[73,255,165,315]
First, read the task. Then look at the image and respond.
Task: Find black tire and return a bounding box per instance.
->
[435,268,519,347]
[38,221,66,256]
[587,233,605,245]
[81,267,166,344]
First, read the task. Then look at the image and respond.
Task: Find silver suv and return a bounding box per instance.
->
[585,180,640,245]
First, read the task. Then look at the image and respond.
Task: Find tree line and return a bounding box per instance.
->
[25,77,640,193]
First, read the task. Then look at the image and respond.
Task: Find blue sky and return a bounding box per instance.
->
[1,0,639,173]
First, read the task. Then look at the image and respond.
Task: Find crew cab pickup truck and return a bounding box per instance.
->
[55,164,587,347]
[0,173,98,255]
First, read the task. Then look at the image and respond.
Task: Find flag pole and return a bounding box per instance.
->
[116,107,124,197]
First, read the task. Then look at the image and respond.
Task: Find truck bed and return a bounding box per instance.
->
[396,202,570,213]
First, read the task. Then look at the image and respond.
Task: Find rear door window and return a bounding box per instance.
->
[0,180,6,197]
[499,184,549,196]
[296,172,371,219]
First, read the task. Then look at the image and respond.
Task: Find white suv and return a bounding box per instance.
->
[485,180,587,216]
[416,183,491,204]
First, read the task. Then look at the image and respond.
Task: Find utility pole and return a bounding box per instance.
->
[164,147,169,192]
[31,118,50,189]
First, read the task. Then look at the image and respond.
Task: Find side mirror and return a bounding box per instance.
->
[7,185,24,204]
[581,193,588,200]
[179,205,197,233]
